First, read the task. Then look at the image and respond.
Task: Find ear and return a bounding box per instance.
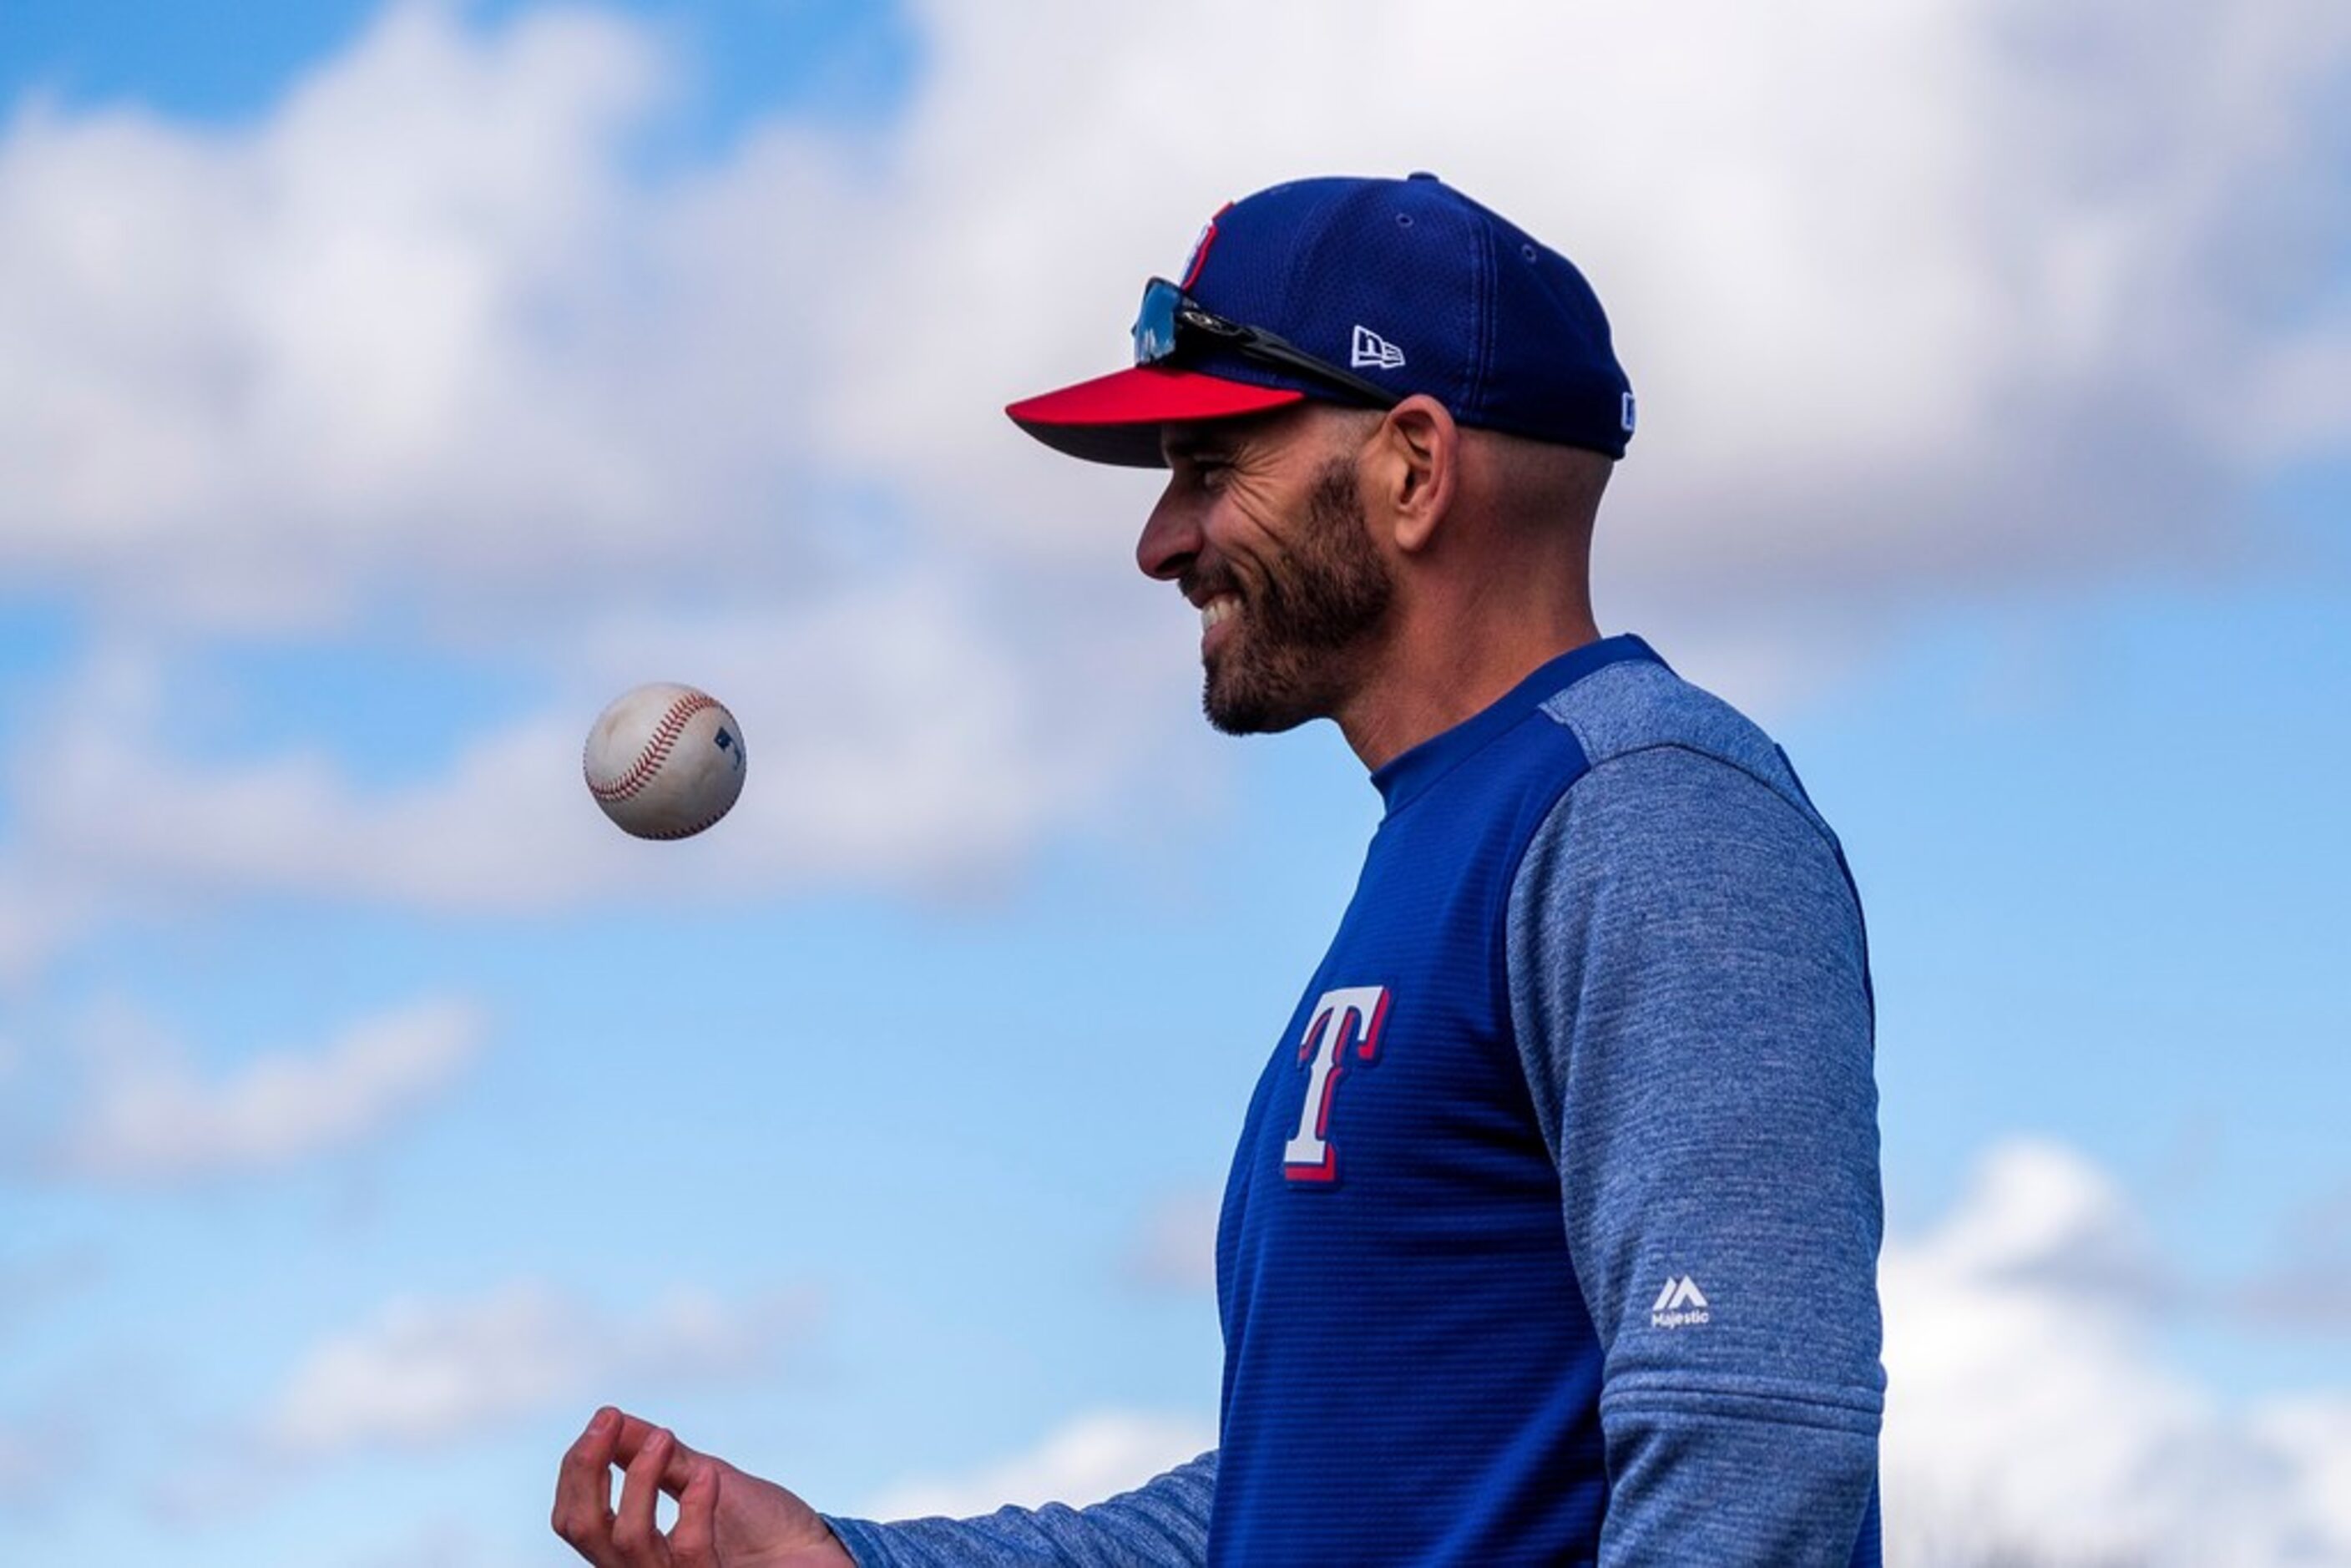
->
[1365,396,1459,555]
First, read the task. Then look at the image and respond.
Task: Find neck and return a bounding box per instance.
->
[1332,597,1602,772]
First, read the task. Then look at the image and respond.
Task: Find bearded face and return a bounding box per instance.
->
[1189,456,1395,736]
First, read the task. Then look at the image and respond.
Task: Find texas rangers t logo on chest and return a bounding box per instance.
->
[1282,985,1393,1183]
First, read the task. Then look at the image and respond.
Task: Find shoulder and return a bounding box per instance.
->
[1532,655,1834,843]
[1509,652,1865,938]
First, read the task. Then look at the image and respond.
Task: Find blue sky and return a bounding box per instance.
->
[3,2,2348,1563]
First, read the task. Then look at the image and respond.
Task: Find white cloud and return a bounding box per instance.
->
[0,0,2343,952]
[839,0,2351,611]
[0,1,685,618]
[1035,1145,2351,1561]
[40,995,485,1182]
[3,579,1149,923]
[261,1279,817,1458]
[3,0,2340,620]
[1091,1145,2351,1564]
[861,1409,1215,1522]
[1882,1140,2351,1565]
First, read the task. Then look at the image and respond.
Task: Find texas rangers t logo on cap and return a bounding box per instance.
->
[1180,203,1231,290]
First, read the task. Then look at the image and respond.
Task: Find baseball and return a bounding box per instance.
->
[583,682,747,840]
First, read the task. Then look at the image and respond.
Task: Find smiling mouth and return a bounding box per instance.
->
[1201,594,1239,634]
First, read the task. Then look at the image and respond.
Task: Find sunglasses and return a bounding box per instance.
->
[1131,277,1400,410]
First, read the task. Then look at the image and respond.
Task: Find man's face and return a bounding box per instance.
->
[1139,409,1394,735]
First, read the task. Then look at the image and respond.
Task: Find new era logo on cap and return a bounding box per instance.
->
[1351,325,1406,371]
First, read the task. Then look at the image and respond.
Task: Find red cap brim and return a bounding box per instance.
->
[1005,366,1307,468]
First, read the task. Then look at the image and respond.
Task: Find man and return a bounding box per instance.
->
[554,173,1885,1565]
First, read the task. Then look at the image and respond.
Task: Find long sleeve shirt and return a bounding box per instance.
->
[828,635,1884,1565]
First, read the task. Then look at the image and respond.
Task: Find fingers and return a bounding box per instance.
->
[553,1407,719,1568]
[667,1460,720,1568]
[612,1425,674,1566]
[614,1410,709,1495]
[552,1407,623,1565]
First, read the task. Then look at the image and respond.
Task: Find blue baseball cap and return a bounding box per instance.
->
[1006,173,1636,468]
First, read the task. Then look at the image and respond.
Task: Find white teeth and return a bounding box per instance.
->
[1201,596,1238,631]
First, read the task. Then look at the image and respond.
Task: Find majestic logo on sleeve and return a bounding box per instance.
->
[1282,985,1392,1184]
[1651,1275,1711,1329]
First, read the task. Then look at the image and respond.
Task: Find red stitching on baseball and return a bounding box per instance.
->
[643,807,727,840]
[585,692,719,803]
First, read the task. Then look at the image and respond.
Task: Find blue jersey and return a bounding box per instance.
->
[831,635,1884,1565]
[1210,635,1620,1561]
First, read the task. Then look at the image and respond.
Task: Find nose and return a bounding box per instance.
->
[1135,478,1200,583]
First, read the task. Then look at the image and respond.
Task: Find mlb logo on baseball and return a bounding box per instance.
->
[583,682,748,840]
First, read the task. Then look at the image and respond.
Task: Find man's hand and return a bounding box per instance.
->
[553,1406,855,1568]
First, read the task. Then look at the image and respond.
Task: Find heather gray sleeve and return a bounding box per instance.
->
[820,1449,1215,1566]
[1508,744,1883,1565]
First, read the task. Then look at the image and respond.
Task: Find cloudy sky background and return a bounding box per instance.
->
[1,1,2346,1562]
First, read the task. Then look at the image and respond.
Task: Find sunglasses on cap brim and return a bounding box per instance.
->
[1132,277,1401,411]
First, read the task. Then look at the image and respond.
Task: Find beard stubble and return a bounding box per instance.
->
[1201,457,1395,736]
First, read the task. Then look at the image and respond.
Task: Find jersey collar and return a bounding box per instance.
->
[1369,634,1667,815]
